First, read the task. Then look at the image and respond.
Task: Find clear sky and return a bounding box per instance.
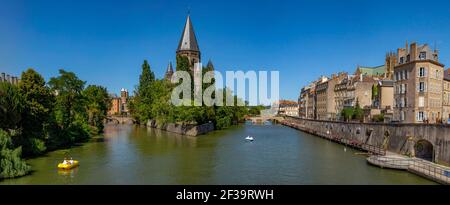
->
[1,0,450,102]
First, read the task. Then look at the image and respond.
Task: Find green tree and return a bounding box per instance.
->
[83,85,110,134]
[0,129,30,179]
[353,99,364,121]
[48,69,89,145]
[341,107,354,122]
[371,84,378,100]
[16,68,53,156]
[130,60,157,123]
[0,82,24,130]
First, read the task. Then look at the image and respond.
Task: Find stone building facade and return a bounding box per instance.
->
[393,42,444,123]
[108,88,129,116]
[316,72,347,120]
[0,72,20,85]
[443,69,450,124]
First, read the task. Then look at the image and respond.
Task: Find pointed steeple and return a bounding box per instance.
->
[206,59,215,70]
[165,62,174,80]
[177,15,200,52]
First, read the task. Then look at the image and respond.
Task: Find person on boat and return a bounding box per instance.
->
[69,158,74,165]
[62,158,68,165]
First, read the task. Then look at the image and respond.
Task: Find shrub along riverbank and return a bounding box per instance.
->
[0,69,110,180]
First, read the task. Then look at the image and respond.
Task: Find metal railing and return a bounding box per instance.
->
[280,120,386,155]
[368,156,450,184]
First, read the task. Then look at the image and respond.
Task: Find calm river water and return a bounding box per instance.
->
[0,122,436,185]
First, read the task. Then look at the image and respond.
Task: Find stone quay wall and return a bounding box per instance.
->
[283,116,450,165]
[146,120,215,136]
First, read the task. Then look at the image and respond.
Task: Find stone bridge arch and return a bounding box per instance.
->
[415,139,434,162]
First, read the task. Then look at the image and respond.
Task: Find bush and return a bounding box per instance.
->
[0,129,30,179]
[372,114,384,122]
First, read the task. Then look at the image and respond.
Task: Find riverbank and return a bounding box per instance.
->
[279,117,450,184]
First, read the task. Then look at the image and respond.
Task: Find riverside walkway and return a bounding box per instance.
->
[280,118,450,184]
[367,153,450,185]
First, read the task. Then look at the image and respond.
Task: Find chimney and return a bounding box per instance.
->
[410,42,417,61]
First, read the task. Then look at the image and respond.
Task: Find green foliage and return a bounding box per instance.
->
[48,69,86,129]
[130,60,249,130]
[0,82,24,130]
[372,84,379,100]
[16,68,53,156]
[372,114,385,122]
[83,85,110,134]
[0,129,30,179]
[341,107,354,121]
[353,100,364,121]
[248,105,266,116]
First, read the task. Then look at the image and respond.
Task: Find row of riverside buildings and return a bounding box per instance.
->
[298,41,450,124]
[0,72,20,85]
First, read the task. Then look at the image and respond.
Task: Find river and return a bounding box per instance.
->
[0,122,436,185]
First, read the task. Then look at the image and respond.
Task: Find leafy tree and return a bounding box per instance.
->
[372,84,379,100]
[48,69,89,145]
[16,68,53,156]
[83,85,110,134]
[0,129,30,179]
[48,69,86,129]
[341,107,354,122]
[353,99,364,121]
[0,82,24,130]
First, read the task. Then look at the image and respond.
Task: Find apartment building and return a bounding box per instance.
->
[393,42,444,123]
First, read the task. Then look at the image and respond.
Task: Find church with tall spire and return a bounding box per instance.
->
[176,15,201,68]
[165,14,215,80]
[165,14,202,80]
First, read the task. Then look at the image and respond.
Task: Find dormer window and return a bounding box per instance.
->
[419,52,426,60]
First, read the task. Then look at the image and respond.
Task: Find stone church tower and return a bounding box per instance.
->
[176,15,201,69]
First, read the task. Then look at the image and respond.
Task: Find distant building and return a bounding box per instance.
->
[0,72,20,85]
[164,62,174,80]
[316,72,347,120]
[274,100,299,117]
[176,15,201,70]
[443,69,450,123]
[334,74,377,120]
[393,42,444,123]
[108,88,130,116]
[355,65,386,77]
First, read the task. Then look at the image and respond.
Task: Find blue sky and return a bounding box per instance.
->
[1,0,450,102]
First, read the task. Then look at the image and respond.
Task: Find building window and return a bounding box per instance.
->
[419,52,426,60]
[400,57,404,64]
[417,112,425,122]
[436,70,440,79]
[419,82,426,92]
[419,96,424,107]
[419,67,425,77]
[406,54,410,62]
[400,111,405,121]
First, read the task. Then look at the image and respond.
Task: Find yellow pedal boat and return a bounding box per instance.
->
[57,160,79,169]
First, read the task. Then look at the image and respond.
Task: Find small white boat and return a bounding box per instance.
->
[245,136,254,141]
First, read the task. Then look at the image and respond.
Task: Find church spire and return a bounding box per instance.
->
[177,15,200,52]
[165,62,174,80]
